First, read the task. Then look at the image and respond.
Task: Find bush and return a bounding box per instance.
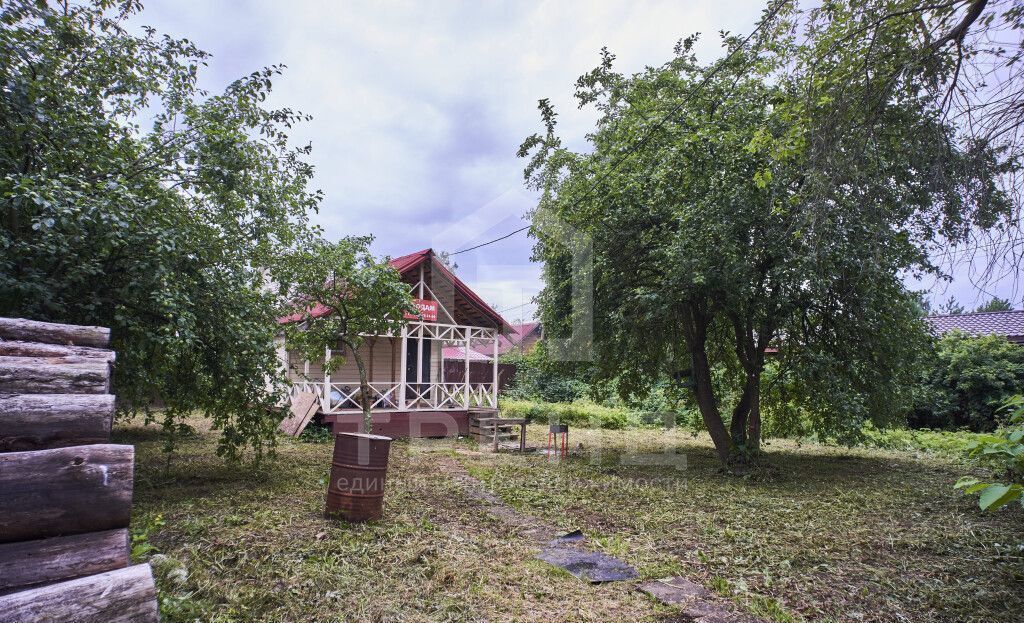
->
[955,395,1024,511]
[501,345,592,403]
[911,332,1024,431]
[859,425,994,457]
[501,399,630,430]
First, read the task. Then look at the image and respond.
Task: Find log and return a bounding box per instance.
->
[0,317,110,348]
[0,563,158,623]
[0,529,129,593]
[0,340,115,363]
[0,356,110,395]
[0,444,133,543]
[0,394,115,451]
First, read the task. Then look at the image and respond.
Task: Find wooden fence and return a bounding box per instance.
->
[0,317,159,622]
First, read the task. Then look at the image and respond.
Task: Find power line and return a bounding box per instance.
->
[449,0,789,257]
[498,301,536,313]
[450,225,530,256]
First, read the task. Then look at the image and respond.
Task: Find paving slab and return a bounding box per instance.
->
[637,577,768,623]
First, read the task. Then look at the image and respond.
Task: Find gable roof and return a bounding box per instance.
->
[925,310,1024,343]
[279,248,511,332]
[387,249,510,332]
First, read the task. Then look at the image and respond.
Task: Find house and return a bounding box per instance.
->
[925,309,1024,344]
[278,249,511,438]
[441,321,543,361]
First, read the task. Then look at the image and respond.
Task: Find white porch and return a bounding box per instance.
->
[286,321,500,414]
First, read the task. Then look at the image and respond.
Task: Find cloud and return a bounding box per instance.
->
[132,1,1019,316]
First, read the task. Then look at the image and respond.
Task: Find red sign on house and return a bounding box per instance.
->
[404,298,438,322]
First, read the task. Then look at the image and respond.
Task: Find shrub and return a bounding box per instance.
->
[501,344,592,403]
[911,332,1024,431]
[859,425,993,457]
[955,395,1024,511]
[500,399,630,430]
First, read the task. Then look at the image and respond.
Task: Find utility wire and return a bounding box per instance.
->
[449,0,790,257]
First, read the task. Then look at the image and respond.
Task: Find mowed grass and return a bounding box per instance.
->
[120,421,1024,622]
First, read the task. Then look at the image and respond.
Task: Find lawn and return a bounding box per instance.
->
[120,421,1024,622]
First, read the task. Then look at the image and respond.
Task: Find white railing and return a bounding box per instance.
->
[293,380,496,413]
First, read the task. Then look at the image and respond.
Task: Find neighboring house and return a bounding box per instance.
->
[925,310,1024,344]
[441,321,543,361]
[277,248,511,438]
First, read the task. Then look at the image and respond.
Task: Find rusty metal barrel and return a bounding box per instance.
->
[325,432,393,522]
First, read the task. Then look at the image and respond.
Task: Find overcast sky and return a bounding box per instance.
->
[137,0,1018,321]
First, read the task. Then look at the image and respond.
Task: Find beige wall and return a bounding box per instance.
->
[286,337,403,384]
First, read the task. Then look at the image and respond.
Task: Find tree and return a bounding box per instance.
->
[519,3,1012,464]
[277,236,414,432]
[938,297,967,315]
[795,0,1024,288]
[911,331,1024,430]
[0,1,319,458]
[974,297,1013,312]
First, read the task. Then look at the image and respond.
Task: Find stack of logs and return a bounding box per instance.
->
[0,317,159,622]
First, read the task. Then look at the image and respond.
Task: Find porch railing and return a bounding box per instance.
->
[289,380,496,413]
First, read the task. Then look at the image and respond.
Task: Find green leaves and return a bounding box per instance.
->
[1,0,319,460]
[277,236,415,431]
[956,395,1024,511]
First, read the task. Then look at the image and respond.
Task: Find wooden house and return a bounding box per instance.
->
[277,249,510,438]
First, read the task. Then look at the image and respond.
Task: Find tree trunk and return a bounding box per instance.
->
[729,313,768,462]
[344,339,373,434]
[747,381,762,452]
[682,306,732,464]
[729,380,752,449]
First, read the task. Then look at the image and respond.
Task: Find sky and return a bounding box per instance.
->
[136,0,1020,321]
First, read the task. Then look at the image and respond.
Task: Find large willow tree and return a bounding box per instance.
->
[520,2,1014,464]
[0,1,320,458]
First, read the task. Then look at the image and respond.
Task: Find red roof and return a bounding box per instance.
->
[442,346,491,361]
[279,248,511,332]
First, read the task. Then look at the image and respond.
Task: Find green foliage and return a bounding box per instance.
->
[130,513,165,562]
[955,395,1024,511]
[937,297,966,315]
[974,297,1014,313]
[500,399,631,430]
[1,1,320,459]
[277,236,414,431]
[859,425,996,457]
[501,342,592,403]
[911,332,1024,431]
[518,3,1008,461]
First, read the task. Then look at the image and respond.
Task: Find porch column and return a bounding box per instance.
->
[324,345,331,412]
[492,329,499,409]
[398,325,407,411]
[463,327,471,407]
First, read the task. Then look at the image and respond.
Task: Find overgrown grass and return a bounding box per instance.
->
[500,398,659,429]
[119,420,1024,622]
[857,425,1000,457]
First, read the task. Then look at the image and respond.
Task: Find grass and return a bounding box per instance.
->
[119,420,1024,622]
